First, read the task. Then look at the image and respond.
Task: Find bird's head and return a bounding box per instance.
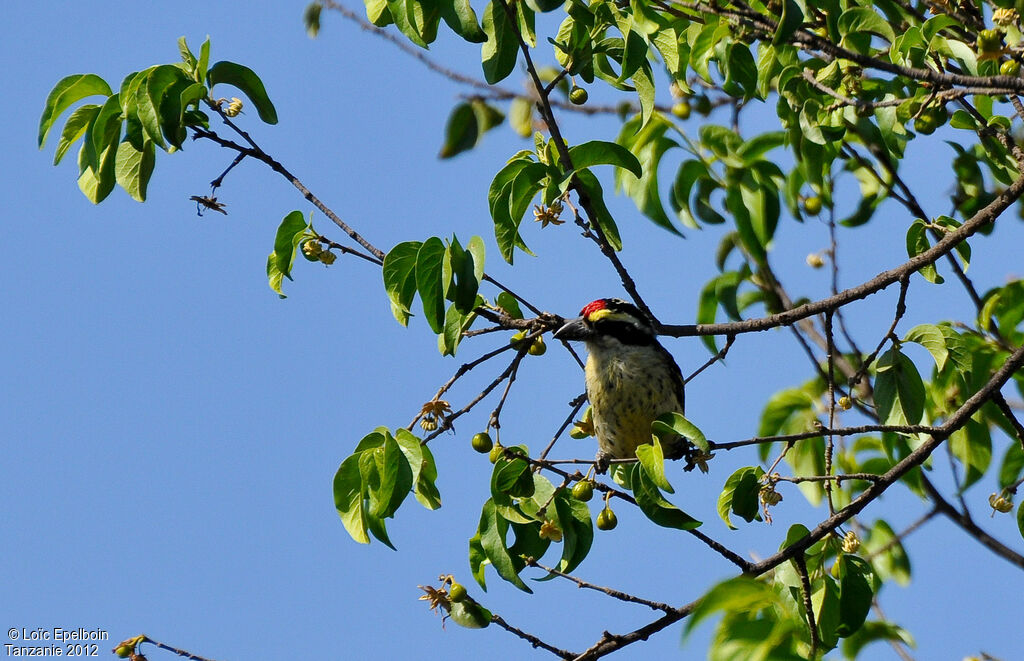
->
[553,298,656,346]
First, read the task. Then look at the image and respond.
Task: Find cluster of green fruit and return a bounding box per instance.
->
[470,431,618,530]
[509,330,546,355]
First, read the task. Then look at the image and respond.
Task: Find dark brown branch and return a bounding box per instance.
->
[683,333,735,384]
[921,476,1024,570]
[571,601,700,661]
[491,614,576,659]
[992,391,1024,452]
[708,424,936,451]
[526,559,674,612]
[659,175,1024,337]
[746,343,1024,577]
[192,126,385,260]
[793,553,820,659]
[140,636,216,661]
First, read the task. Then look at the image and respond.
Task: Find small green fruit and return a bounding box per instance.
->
[472,432,493,454]
[569,86,588,105]
[977,29,1004,55]
[802,196,823,216]
[571,480,594,502]
[114,645,133,659]
[671,101,691,119]
[596,507,618,530]
[449,582,468,602]
[528,336,547,356]
[1001,59,1021,77]
[914,112,939,135]
[489,442,504,464]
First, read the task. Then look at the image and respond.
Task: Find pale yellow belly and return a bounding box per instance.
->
[584,349,684,458]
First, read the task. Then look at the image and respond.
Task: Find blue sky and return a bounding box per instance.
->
[4,2,1024,660]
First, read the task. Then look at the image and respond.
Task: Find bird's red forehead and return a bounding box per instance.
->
[580,299,608,319]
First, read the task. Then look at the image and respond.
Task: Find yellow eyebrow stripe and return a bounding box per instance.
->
[587,309,634,323]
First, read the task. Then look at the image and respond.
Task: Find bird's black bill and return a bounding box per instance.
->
[553,317,592,341]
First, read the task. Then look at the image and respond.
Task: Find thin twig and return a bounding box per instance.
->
[491,614,576,659]
[793,553,820,659]
[526,559,674,612]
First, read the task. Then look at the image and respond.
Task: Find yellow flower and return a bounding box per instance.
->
[539,519,563,542]
[691,450,715,474]
[225,97,244,117]
[418,584,451,615]
[994,8,1018,27]
[989,492,1013,514]
[533,202,565,228]
[841,530,860,553]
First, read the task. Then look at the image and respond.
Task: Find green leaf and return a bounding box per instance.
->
[1018,500,1024,542]
[772,0,803,46]
[334,453,370,544]
[358,451,396,548]
[114,131,156,202]
[207,60,278,124]
[440,0,486,42]
[616,118,680,235]
[134,68,166,149]
[468,531,488,589]
[948,418,992,490]
[841,621,916,659]
[481,0,519,84]
[906,219,943,284]
[492,452,535,499]
[439,102,479,159]
[999,442,1024,490]
[874,348,926,425]
[84,94,123,174]
[488,159,544,263]
[635,439,673,493]
[439,300,477,356]
[652,412,709,453]
[477,499,532,592]
[567,140,642,178]
[575,168,622,250]
[683,577,779,639]
[813,574,842,650]
[39,74,113,148]
[902,324,949,371]
[838,7,895,47]
[196,38,211,83]
[736,131,786,165]
[496,291,523,319]
[717,466,764,529]
[508,97,533,137]
[177,36,197,71]
[670,159,709,230]
[382,240,423,325]
[632,63,656,128]
[553,493,593,574]
[722,42,758,100]
[631,464,701,530]
[416,237,447,334]
[383,0,432,47]
[53,104,100,166]
[864,519,911,586]
[272,210,309,280]
[394,428,442,510]
[76,132,118,204]
[835,555,874,638]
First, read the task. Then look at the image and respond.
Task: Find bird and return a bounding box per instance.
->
[554,298,691,469]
